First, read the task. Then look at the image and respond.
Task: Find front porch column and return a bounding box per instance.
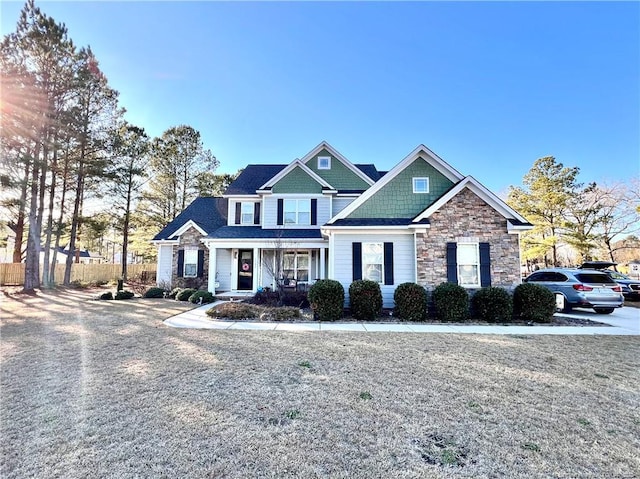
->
[207,246,217,294]
[320,247,326,279]
[253,247,259,292]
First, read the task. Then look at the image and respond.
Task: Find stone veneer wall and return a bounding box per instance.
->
[172,226,209,290]
[415,188,521,290]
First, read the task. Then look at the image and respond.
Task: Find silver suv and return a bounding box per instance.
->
[523,268,624,314]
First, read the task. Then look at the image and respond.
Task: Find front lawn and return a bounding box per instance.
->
[1,288,639,478]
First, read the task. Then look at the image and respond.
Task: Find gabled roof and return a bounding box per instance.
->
[299,141,376,185]
[325,218,422,227]
[258,160,335,191]
[328,145,465,224]
[152,197,228,241]
[224,165,286,196]
[411,176,532,227]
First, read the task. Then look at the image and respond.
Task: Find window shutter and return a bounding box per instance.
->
[235,203,241,224]
[352,242,362,281]
[311,199,317,225]
[277,199,284,225]
[383,242,394,285]
[197,250,205,278]
[254,203,261,225]
[177,249,184,278]
[446,242,457,283]
[479,242,491,287]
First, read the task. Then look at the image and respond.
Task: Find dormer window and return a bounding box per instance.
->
[413,177,429,193]
[318,156,331,170]
[241,202,254,225]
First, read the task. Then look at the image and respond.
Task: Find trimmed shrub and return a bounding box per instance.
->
[349,280,383,321]
[281,291,309,308]
[143,287,166,298]
[114,290,135,300]
[188,290,216,304]
[393,282,428,321]
[432,282,469,322]
[471,287,513,323]
[98,291,113,300]
[207,302,257,320]
[176,288,198,301]
[513,283,556,323]
[168,288,182,299]
[308,280,344,322]
[250,290,280,306]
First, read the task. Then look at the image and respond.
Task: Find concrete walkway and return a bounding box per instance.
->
[164,301,640,335]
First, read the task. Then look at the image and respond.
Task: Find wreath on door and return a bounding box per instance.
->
[242,262,250,271]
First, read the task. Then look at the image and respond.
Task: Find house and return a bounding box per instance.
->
[41,246,103,264]
[152,142,532,307]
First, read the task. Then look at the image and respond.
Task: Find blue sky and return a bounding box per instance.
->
[2,1,638,194]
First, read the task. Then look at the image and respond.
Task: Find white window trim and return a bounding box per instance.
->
[284,199,311,225]
[184,247,198,278]
[413,177,430,194]
[317,156,331,170]
[362,242,384,284]
[283,250,310,283]
[241,202,254,225]
[457,242,480,288]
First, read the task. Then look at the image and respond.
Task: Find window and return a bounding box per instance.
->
[413,177,429,193]
[183,248,198,278]
[283,251,309,282]
[241,202,254,225]
[363,243,383,283]
[457,243,479,287]
[318,156,331,170]
[284,199,311,225]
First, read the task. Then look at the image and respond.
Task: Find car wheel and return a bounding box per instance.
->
[594,308,614,314]
[555,294,572,313]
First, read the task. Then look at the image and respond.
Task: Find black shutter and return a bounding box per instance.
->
[479,242,491,287]
[311,199,317,225]
[446,242,457,283]
[254,203,261,225]
[383,242,394,285]
[235,202,241,224]
[277,199,284,225]
[197,250,205,278]
[177,249,184,278]
[352,242,362,281]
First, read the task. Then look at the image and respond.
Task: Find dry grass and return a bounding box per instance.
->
[1,288,639,478]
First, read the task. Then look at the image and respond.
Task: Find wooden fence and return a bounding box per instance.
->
[0,263,156,286]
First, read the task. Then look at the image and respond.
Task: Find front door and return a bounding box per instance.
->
[237,249,253,290]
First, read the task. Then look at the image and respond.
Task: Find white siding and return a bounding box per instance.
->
[157,245,173,287]
[216,249,232,292]
[332,197,355,217]
[262,195,331,228]
[332,232,415,308]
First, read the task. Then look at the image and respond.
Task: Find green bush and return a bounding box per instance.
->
[471,287,513,323]
[114,290,135,300]
[513,283,556,323]
[308,280,344,322]
[168,288,182,299]
[143,287,166,298]
[349,280,383,321]
[432,282,469,322]
[393,282,428,321]
[98,291,113,300]
[176,288,198,301]
[188,290,216,304]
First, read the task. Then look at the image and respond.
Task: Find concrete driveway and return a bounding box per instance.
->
[165,302,640,335]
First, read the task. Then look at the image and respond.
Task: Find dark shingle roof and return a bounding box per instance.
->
[508,218,534,227]
[224,162,383,195]
[329,218,418,227]
[224,165,287,195]
[152,197,228,240]
[209,227,323,240]
[56,247,91,258]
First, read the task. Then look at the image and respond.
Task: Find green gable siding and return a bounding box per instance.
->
[307,148,371,190]
[348,157,455,218]
[272,166,323,194]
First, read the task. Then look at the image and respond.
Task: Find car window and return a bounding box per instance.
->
[549,272,568,282]
[527,272,546,282]
[574,273,614,284]
[607,271,628,280]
